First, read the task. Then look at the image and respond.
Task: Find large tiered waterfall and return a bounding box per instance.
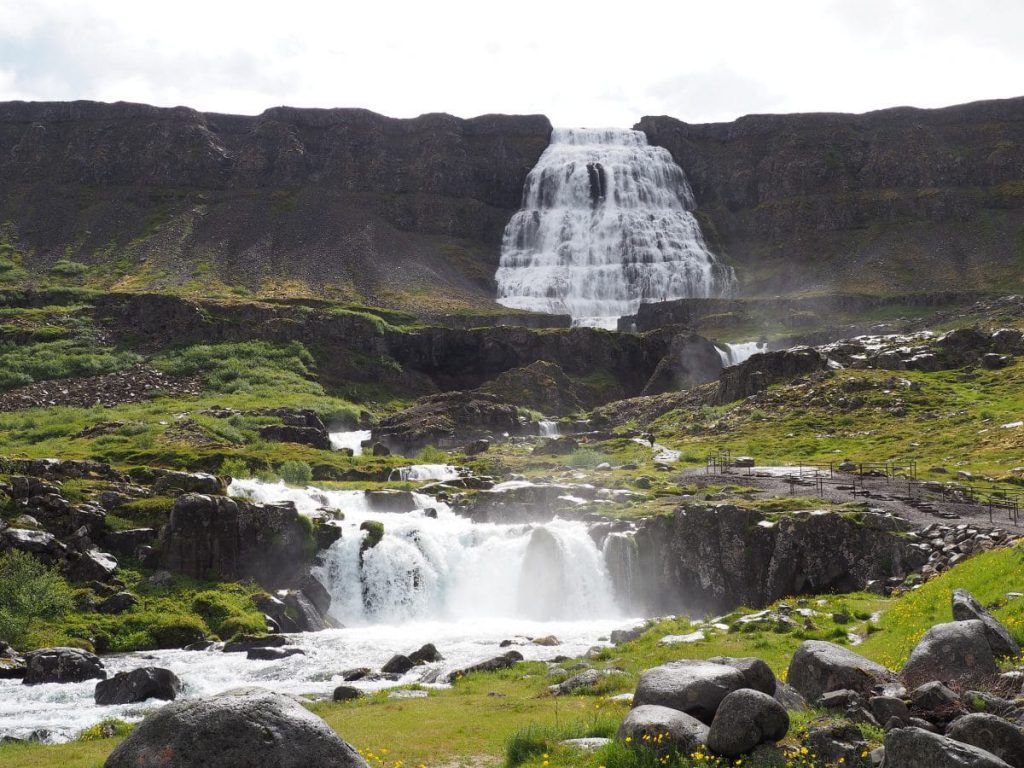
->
[496,128,734,328]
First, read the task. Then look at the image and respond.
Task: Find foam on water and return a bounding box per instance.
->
[496,127,733,326]
[329,429,372,456]
[716,341,767,367]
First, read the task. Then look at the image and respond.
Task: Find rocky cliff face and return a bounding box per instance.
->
[0,101,551,312]
[638,97,1024,296]
[630,505,928,615]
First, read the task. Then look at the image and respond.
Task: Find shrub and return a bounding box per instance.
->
[153,341,323,397]
[49,259,90,277]
[416,445,448,464]
[220,457,251,479]
[0,550,74,648]
[279,460,312,486]
[148,614,207,648]
[77,718,133,742]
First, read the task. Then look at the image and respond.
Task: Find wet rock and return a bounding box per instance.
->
[222,635,288,654]
[246,647,305,661]
[952,589,1020,658]
[617,705,709,754]
[882,726,1011,767]
[381,654,415,675]
[23,647,106,685]
[407,643,443,665]
[947,713,1024,768]
[633,660,747,724]
[103,686,368,768]
[787,640,896,701]
[902,621,998,690]
[707,688,789,757]
[95,667,181,705]
[283,591,326,633]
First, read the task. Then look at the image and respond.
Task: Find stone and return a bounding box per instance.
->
[806,722,868,765]
[95,667,181,705]
[246,647,305,661]
[533,437,579,456]
[381,654,415,675]
[283,591,326,633]
[333,685,364,701]
[23,647,106,685]
[463,439,490,455]
[559,738,611,751]
[911,681,961,714]
[550,669,603,696]
[882,726,1011,767]
[952,589,1021,658]
[152,471,228,496]
[707,656,777,695]
[633,660,747,724]
[103,686,368,768]
[871,695,910,726]
[447,651,524,682]
[532,635,560,646]
[611,627,645,645]
[617,705,709,754]
[407,643,443,665]
[0,527,67,563]
[707,688,789,757]
[64,549,118,583]
[773,681,808,711]
[222,635,288,654]
[902,621,999,689]
[947,714,1024,768]
[97,591,139,614]
[787,640,896,701]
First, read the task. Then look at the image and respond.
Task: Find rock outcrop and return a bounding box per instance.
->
[158,493,313,588]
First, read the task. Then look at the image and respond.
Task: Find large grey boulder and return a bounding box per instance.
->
[617,705,709,754]
[707,656,777,695]
[95,667,181,705]
[104,687,368,768]
[787,640,896,701]
[952,590,1021,659]
[882,726,1011,767]
[707,689,789,757]
[902,621,999,689]
[633,660,747,724]
[22,647,106,685]
[947,714,1024,768]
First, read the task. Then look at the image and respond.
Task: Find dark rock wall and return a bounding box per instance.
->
[638,97,1024,296]
[0,101,551,308]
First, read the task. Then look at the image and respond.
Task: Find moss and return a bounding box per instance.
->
[360,520,385,552]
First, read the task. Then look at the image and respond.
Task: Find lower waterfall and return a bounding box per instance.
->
[231,479,621,625]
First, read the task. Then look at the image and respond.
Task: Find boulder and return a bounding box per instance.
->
[258,425,331,450]
[952,589,1021,658]
[95,667,181,705]
[97,592,140,614]
[902,621,999,689]
[787,640,896,701]
[222,635,288,654]
[381,655,415,675]
[532,437,579,456]
[617,704,709,754]
[477,360,585,414]
[707,656,776,695]
[103,686,368,768]
[947,714,1024,768]
[333,685,364,701]
[550,669,603,696]
[911,681,960,713]
[447,651,524,682]
[23,647,106,685]
[373,392,522,454]
[715,346,828,404]
[707,688,789,757]
[407,643,443,665]
[283,591,326,633]
[246,647,305,661]
[152,471,228,496]
[807,722,870,764]
[871,695,910,726]
[882,726,1011,767]
[0,527,67,563]
[773,681,809,711]
[632,660,747,724]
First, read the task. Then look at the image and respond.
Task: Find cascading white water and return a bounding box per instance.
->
[329,429,372,456]
[388,464,461,482]
[496,127,733,329]
[538,419,560,437]
[230,479,620,626]
[716,341,767,367]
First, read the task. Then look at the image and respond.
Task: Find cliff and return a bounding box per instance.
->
[0,101,551,313]
[638,97,1024,296]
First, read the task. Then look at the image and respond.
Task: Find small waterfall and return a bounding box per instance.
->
[388,464,461,482]
[538,420,560,437]
[230,479,620,626]
[602,532,642,612]
[329,429,372,456]
[716,341,767,367]
[496,127,734,328]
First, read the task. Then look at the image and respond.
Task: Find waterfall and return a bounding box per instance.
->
[229,479,620,626]
[538,420,560,437]
[496,127,734,329]
[716,341,767,367]
[388,464,461,482]
[602,532,642,612]
[329,429,372,456]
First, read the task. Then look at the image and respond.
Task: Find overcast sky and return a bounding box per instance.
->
[1,0,1021,127]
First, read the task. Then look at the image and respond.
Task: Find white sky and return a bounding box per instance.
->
[1,0,1022,126]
